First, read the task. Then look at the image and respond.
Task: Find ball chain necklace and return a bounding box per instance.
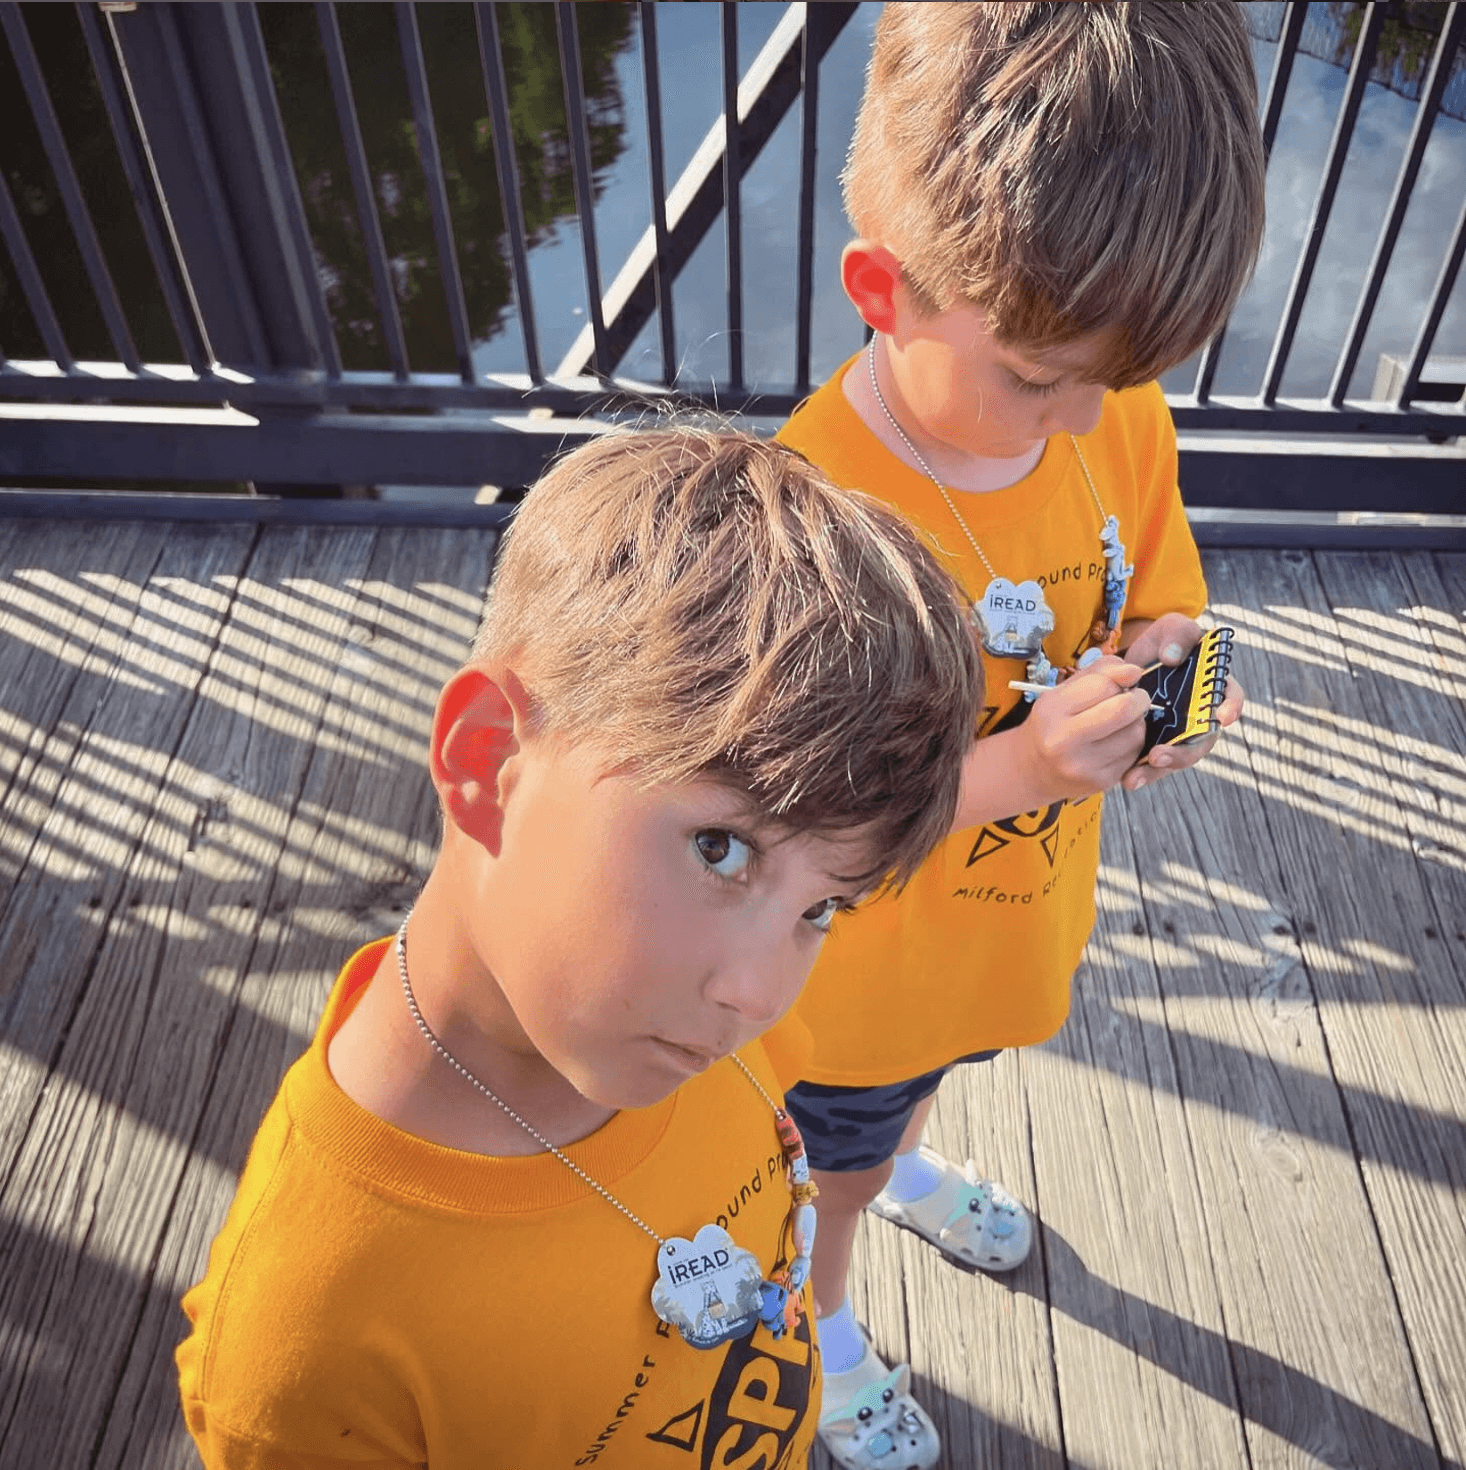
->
[394,916,818,1350]
[865,335,1134,690]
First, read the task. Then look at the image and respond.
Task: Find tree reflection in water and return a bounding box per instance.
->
[260,1,633,373]
[0,2,634,374]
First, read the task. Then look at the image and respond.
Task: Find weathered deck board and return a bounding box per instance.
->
[0,526,1462,1470]
[0,523,267,1465]
[1265,549,1466,1467]
[1108,668,1439,1464]
[1,524,387,1467]
[0,522,492,1469]
[94,526,494,1470]
[1023,796,1250,1470]
[1214,549,1466,1470]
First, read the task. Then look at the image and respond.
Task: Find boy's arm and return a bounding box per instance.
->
[949,657,1152,831]
[946,615,1247,829]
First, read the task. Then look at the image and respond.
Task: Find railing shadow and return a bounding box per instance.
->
[1007,1227,1451,1470]
[2,535,1465,1468]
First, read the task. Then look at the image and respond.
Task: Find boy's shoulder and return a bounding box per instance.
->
[775,353,882,493]
[777,361,1177,500]
[179,971,817,1463]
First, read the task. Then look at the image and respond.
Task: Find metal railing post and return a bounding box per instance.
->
[103,1,334,379]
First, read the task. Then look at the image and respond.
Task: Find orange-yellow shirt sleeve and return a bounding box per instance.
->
[1118,381,1208,625]
[758,1008,815,1095]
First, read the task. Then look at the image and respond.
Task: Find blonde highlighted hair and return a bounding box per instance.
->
[473,429,983,888]
[844,1,1265,386]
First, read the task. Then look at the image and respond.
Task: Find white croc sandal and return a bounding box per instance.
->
[818,1330,940,1470]
[868,1146,1033,1272]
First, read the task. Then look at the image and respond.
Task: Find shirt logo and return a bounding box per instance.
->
[965,803,1065,869]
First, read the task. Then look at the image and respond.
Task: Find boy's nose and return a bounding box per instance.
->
[1047,384,1107,438]
[702,945,805,1032]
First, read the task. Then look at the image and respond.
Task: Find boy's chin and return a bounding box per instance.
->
[575,1071,685,1112]
[568,1052,713,1112]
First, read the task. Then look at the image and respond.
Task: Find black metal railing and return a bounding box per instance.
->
[0,0,1461,531]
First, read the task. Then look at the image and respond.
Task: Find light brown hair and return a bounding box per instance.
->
[473,429,983,888]
[844,1,1266,386]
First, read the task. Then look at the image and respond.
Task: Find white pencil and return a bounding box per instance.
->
[1008,678,1166,714]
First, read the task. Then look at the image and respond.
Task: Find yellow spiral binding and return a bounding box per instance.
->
[1173,626,1234,746]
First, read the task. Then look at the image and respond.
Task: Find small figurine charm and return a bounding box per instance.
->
[757,1278,791,1335]
[1089,514,1135,655]
[1020,647,1062,698]
[765,1108,820,1337]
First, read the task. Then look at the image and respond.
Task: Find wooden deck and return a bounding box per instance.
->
[0,518,1462,1469]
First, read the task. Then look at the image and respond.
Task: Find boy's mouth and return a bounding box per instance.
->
[652,1037,722,1073]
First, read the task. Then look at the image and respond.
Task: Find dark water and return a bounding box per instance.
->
[1,2,1463,433]
[0,1,637,375]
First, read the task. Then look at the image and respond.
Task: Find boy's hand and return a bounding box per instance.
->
[1017,657,1152,801]
[1119,613,1246,791]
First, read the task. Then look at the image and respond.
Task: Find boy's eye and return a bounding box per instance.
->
[694,828,753,880]
[1011,373,1063,398]
[801,897,845,934]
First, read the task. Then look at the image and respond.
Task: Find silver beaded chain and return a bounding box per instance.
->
[864,335,1109,578]
[394,916,780,1246]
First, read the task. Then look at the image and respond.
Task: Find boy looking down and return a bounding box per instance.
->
[176,429,984,1469]
[775,5,1265,1464]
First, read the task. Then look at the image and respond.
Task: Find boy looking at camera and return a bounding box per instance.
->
[776,5,1264,1464]
[176,429,983,1469]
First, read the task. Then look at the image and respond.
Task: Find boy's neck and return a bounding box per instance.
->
[328,880,618,1157]
[841,348,1045,494]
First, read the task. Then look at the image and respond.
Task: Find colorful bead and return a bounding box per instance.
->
[775,1109,807,1163]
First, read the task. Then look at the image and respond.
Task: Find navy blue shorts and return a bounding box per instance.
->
[784,1051,1001,1173]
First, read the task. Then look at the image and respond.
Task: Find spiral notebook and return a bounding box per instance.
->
[1137,625,1235,757]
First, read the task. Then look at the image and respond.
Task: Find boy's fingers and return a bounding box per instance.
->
[1086,654,1143,683]
[1215,675,1245,726]
[1047,662,1142,714]
[1125,614,1202,669]
[1089,685,1152,732]
[1129,728,1221,789]
[1158,732,1217,770]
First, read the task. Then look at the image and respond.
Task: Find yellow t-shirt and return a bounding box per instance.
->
[178,941,820,1469]
[776,363,1207,1086]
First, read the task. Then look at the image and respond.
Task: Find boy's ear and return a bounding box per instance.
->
[429,666,532,855]
[841,241,903,335]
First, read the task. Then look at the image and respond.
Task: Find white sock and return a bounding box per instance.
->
[883,1146,945,1204]
[817,1297,868,1375]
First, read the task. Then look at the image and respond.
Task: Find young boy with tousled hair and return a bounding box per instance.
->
[176,428,984,1470]
[775,5,1266,1465]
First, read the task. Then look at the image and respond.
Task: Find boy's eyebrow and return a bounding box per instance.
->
[830,876,880,899]
[1012,350,1091,381]
[725,803,883,893]
[1005,328,1118,383]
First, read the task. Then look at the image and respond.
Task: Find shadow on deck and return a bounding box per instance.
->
[1,518,1462,1469]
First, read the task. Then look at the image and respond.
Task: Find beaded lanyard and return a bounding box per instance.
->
[866,336,1134,690]
[394,918,818,1349]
